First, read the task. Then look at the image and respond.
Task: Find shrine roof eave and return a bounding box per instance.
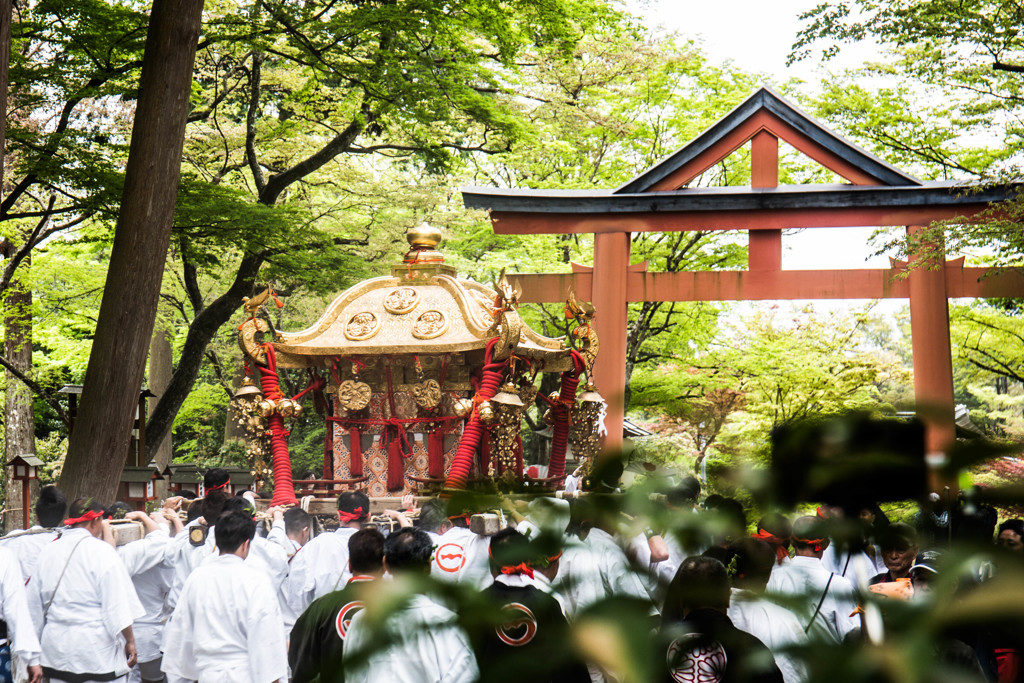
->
[461,182,1021,216]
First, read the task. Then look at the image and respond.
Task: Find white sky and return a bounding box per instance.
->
[627,0,900,293]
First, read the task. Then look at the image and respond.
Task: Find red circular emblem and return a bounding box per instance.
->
[666,634,727,683]
[435,542,466,573]
[496,602,538,647]
[334,600,365,640]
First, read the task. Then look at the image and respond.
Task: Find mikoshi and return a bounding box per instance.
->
[233,225,604,507]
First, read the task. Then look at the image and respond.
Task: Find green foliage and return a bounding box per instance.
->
[172,383,229,462]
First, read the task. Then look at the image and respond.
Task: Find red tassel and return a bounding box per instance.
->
[387,434,405,491]
[428,430,445,479]
[349,427,363,475]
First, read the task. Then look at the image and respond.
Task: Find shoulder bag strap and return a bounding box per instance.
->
[42,535,90,622]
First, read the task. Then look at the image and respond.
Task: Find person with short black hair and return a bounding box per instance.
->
[1,485,67,590]
[418,496,491,588]
[286,492,370,616]
[725,538,806,683]
[661,556,784,683]
[268,507,312,559]
[288,528,385,683]
[202,468,231,495]
[164,489,232,613]
[30,497,145,683]
[473,529,589,682]
[997,519,1024,552]
[345,528,479,683]
[162,511,287,682]
[766,516,858,643]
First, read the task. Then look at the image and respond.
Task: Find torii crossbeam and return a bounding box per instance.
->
[463,88,1024,477]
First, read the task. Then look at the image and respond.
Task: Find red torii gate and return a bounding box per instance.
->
[463,88,1024,475]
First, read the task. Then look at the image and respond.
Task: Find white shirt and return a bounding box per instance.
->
[30,528,145,677]
[344,592,478,683]
[265,520,301,560]
[286,526,358,614]
[164,519,215,611]
[427,527,490,589]
[118,526,173,664]
[1,527,60,587]
[766,555,858,643]
[0,546,40,666]
[728,587,807,683]
[162,553,287,683]
[821,544,882,590]
[555,528,652,623]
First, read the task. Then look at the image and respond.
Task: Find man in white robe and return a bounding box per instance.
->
[767,516,858,645]
[117,507,181,683]
[30,498,144,683]
[416,499,490,590]
[1,485,66,590]
[285,492,370,615]
[344,528,478,683]
[0,545,42,683]
[725,538,807,683]
[161,511,287,683]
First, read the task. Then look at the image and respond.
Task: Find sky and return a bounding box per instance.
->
[626,0,899,285]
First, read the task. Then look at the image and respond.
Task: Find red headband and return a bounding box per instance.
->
[752,529,789,565]
[206,480,229,493]
[64,509,104,526]
[793,535,827,553]
[500,563,535,579]
[338,507,365,523]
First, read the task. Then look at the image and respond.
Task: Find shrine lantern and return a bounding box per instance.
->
[119,466,161,509]
[5,454,41,530]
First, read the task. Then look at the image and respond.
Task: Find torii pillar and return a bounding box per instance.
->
[592,232,629,449]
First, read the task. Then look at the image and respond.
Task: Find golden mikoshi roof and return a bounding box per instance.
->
[239,224,574,371]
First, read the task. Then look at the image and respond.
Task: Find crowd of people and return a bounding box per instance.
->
[0,467,1020,683]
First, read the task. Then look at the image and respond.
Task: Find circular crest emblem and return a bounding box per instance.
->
[434,542,466,573]
[496,602,538,647]
[666,634,727,683]
[384,287,420,315]
[334,600,365,640]
[345,312,380,341]
[412,310,448,339]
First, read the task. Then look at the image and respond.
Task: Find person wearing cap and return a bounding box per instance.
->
[869,523,919,586]
[29,497,145,683]
[473,529,589,683]
[286,492,370,616]
[162,510,287,683]
[288,528,385,683]
[766,516,858,644]
[344,528,478,683]
[661,556,784,683]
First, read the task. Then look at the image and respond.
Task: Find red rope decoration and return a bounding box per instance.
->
[547,350,585,479]
[444,339,504,490]
[257,345,298,507]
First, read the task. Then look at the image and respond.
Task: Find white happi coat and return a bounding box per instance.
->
[30,528,145,679]
[1,527,60,588]
[427,526,490,589]
[0,546,41,669]
[162,554,287,683]
[555,528,652,621]
[821,544,883,590]
[118,525,173,666]
[164,519,215,612]
[285,526,358,615]
[344,592,478,683]
[265,520,301,560]
[766,555,858,644]
[728,587,808,683]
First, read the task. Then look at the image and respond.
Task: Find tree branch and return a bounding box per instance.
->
[246,51,266,194]
[0,351,70,427]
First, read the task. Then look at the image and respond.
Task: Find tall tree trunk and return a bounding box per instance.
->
[60,0,205,503]
[148,326,173,499]
[3,269,32,531]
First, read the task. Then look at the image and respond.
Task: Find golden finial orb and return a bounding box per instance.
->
[407,222,443,251]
